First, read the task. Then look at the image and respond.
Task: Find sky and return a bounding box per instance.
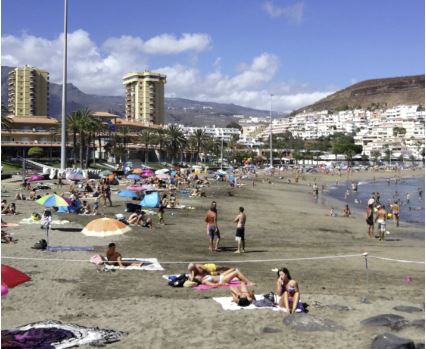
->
[1,0,424,112]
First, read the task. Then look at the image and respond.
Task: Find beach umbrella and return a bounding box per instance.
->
[81,218,131,237]
[26,175,44,182]
[67,173,85,181]
[140,169,154,178]
[118,190,140,199]
[1,265,31,289]
[36,194,70,207]
[127,185,145,191]
[100,170,113,177]
[155,169,169,175]
[156,173,170,180]
[127,174,141,180]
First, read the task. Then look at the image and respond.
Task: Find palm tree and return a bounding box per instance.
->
[75,108,94,169]
[85,116,102,168]
[67,111,83,167]
[139,128,156,164]
[186,135,198,164]
[117,126,130,163]
[155,128,166,162]
[226,134,239,163]
[165,124,186,164]
[193,129,207,162]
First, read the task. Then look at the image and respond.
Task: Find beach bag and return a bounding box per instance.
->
[32,239,47,250]
[263,292,275,304]
[168,274,188,287]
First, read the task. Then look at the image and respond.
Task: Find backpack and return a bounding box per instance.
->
[32,239,47,250]
[168,274,188,287]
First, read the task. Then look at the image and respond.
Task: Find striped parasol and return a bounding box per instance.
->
[81,218,131,237]
[36,194,70,207]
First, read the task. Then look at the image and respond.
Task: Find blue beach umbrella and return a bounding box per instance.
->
[127,174,141,180]
[118,190,140,199]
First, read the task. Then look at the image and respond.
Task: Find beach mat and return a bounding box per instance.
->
[47,246,95,252]
[104,258,164,271]
[213,294,282,311]
[1,320,126,348]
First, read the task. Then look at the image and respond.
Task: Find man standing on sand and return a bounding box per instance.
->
[375,204,387,241]
[205,201,220,252]
[234,207,247,253]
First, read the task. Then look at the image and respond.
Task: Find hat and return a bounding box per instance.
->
[368,198,375,205]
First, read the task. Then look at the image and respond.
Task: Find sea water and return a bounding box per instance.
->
[326,176,425,226]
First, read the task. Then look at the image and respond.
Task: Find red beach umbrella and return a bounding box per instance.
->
[1,264,31,289]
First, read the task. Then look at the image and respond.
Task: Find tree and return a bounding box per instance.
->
[186,135,198,164]
[155,128,166,162]
[28,147,44,158]
[193,129,207,162]
[117,126,131,163]
[85,116,102,168]
[226,121,242,131]
[139,128,157,164]
[165,124,186,164]
[66,111,82,166]
[371,150,381,164]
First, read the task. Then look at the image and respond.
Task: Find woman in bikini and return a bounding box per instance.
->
[231,283,255,307]
[280,279,304,313]
[196,268,254,287]
[276,267,292,302]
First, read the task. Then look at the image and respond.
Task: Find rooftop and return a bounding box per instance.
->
[7,116,59,125]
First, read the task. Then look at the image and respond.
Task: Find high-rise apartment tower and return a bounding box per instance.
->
[123,71,166,125]
[8,65,49,116]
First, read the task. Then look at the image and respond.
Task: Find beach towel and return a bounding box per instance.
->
[213,294,283,311]
[104,258,164,271]
[20,218,70,225]
[1,320,126,348]
[47,246,95,252]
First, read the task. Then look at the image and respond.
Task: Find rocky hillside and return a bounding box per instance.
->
[296,75,425,113]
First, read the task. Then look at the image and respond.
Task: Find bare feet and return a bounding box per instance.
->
[234,250,241,254]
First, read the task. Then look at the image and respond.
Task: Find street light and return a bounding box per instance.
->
[269,93,273,168]
[220,129,224,170]
[60,0,68,170]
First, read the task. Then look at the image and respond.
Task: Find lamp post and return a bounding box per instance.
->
[269,93,273,168]
[60,0,68,170]
[220,129,224,170]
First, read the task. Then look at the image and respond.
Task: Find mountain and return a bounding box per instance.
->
[2,66,271,126]
[295,75,425,113]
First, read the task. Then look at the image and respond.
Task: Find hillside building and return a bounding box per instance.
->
[123,71,166,125]
[8,65,49,116]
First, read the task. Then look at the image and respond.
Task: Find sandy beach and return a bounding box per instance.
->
[1,168,424,348]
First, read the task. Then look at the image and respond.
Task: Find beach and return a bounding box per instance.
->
[1,168,425,348]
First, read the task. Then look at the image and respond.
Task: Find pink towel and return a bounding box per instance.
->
[193,278,241,291]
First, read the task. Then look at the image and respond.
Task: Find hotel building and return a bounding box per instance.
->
[8,65,49,116]
[123,71,166,125]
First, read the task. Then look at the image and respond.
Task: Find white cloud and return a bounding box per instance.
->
[262,1,304,24]
[2,30,331,112]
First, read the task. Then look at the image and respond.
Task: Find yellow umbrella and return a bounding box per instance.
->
[81,218,131,237]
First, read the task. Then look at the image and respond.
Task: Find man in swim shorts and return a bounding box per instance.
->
[375,205,387,241]
[205,201,219,251]
[234,206,246,253]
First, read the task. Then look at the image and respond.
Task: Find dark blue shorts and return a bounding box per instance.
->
[208,225,220,239]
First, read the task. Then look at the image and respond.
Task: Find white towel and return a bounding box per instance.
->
[104,258,164,271]
[213,295,284,311]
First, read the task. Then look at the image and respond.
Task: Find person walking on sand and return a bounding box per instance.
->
[366,198,375,238]
[390,201,400,227]
[234,207,247,253]
[205,201,220,252]
[375,204,387,241]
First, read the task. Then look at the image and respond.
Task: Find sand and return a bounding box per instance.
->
[1,168,424,348]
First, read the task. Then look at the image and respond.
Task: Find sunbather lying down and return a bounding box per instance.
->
[187,263,233,280]
[193,268,255,287]
[1,231,17,244]
[231,283,255,307]
[105,243,143,268]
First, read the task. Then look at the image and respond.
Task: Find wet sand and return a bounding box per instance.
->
[1,168,424,348]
